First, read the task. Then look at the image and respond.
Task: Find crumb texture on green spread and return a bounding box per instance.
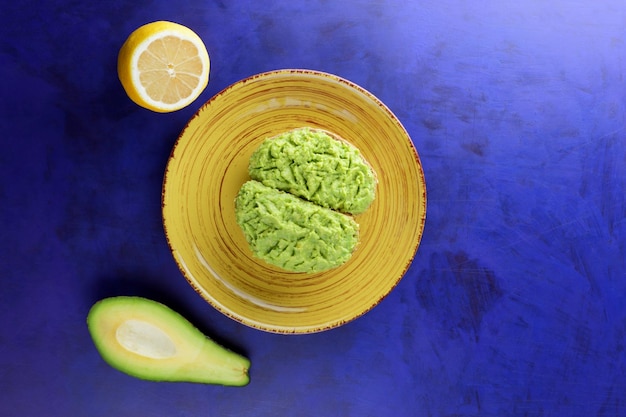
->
[248,128,377,214]
[235,180,359,273]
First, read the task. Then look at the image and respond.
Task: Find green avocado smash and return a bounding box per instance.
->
[235,180,359,273]
[236,128,377,273]
[249,128,377,215]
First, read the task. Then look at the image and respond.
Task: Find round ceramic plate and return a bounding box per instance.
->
[162,69,426,334]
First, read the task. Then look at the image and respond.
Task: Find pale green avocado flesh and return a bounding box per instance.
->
[235,180,359,273]
[87,296,250,386]
[249,128,377,214]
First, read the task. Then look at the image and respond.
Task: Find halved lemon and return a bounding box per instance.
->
[117,21,210,113]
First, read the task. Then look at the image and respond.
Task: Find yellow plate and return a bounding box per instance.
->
[162,69,426,334]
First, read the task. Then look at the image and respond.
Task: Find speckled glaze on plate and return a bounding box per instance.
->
[162,69,426,334]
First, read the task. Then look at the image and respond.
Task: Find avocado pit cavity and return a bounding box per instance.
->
[115,319,177,359]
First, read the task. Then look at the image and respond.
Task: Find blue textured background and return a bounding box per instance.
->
[1,1,625,416]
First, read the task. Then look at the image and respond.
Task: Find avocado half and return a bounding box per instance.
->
[87,296,250,386]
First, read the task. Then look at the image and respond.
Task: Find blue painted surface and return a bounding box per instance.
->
[1,1,625,416]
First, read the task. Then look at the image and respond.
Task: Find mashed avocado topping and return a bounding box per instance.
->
[235,180,359,273]
[249,128,377,214]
